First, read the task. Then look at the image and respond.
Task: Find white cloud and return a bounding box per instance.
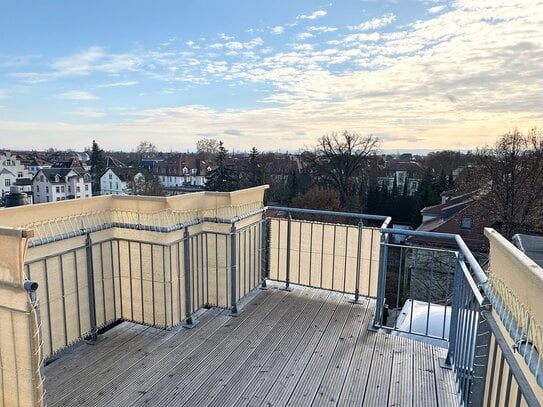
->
[56,90,98,100]
[298,10,327,20]
[297,32,314,40]
[69,108,105,118]
[348,13,396,30]
[51,46,140,76]
[98,81,138,88]
[308,26,338,33]
[186,41,200,49]
[428,5,447,14]
[218,33,235,40]
[0,89,8,99]
[272,26,285,35]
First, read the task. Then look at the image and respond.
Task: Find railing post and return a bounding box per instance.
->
[469,301,492,406]
[182,228,195,327]
[353,220,363,303]
[230,223,238,315]
[283,211,292,291]
[445,253,464,366]
[260,216,268,289]
[84,231,98,341]
[372,232,389,329]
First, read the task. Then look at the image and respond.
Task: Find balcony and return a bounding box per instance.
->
[0,186,542,406]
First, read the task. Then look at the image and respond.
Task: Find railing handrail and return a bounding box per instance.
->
[266,206,391,227]
[380,227,488,286]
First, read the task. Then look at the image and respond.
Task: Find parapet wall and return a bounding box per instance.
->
[0,186,267,407]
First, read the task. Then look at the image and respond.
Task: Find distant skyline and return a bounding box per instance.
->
[0,0,542,152]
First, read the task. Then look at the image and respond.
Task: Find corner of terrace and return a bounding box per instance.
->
[0,186,542,406]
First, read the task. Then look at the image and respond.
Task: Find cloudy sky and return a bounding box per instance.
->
[0,0,542,152]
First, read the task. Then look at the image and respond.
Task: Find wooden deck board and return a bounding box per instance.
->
[44,285,459,407]
[388,336,414,407]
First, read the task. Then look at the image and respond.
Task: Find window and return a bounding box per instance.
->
[110,181,112,189]
[17,172,23,178]
[46,196,50,202]
[461,216,473,230]
[56,186,60,193]
[56,197,60,201]
[46,186,49,193]
[116,182,119,189]
[77,186,81,193]
[61,186,65,193]
[40,175,44,182]
[4,179,10,187]
[85,184,89,191]
[109,173,112,179]
[68,185,71,192]
[36,185,40,192]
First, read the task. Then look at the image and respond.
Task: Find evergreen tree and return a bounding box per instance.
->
[437,169,447,195]
[89,140,107,193]
[447,171,454,190]
[392,174,398,197]
[402,178,409,196]
[287,171,298,204]
[247,147,264,187]
[205,141,240,192]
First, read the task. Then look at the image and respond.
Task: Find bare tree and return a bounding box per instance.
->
[469,129,543,238]
[196,138,219,163]
[136,140,158,159]
[301,131,379,209]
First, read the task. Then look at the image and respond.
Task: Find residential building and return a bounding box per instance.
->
[32,167,92,203]
[100,167,145,195]
[27,157,52,175]
[413,190,489,254]
[0,151,32,197]
[153,154,207,192]
[377,154,423,196]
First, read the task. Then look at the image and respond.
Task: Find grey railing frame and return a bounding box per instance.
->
[266,206,391,297]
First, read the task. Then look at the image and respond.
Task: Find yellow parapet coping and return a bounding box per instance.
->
[484,228,543,330]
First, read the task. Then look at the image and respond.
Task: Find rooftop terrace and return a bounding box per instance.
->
[0,186,542,406]
[44,285,456,406]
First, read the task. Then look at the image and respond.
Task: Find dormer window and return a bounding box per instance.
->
[55,174,60,183]
[460,216,473,230]
[183,167,189,175]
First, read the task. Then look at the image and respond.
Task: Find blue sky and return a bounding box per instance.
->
[0,0,542,152]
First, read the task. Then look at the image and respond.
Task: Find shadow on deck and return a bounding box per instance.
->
[44,285,458,406]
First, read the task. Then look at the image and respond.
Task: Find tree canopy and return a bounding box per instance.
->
[205,141,240,192]
[301,131,379,210]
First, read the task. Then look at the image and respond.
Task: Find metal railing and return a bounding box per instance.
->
[265,206,390,300]
[24,211,266,360]
[372,227,542,406]
[17,203,543,405]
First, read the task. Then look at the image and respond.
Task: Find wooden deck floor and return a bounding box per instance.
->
[44,285,458,406]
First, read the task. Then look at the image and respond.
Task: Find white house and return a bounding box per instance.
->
[100,168,144,195]
[377,156,423,196]
[0,151,32,197]
[32,168,92,203]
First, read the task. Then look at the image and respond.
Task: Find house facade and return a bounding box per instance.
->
[153,155,207,191]
[100,168,144,195]
[0,151,32,197]
[32,168,92,203]
[377,154,423,196]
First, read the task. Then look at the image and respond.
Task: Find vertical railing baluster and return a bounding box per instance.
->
[469,302,491,406]
[261,217,268,289]
[353,220,363,303]
[445,253,463,366]
[85,231,98,341]
[284,211,292,290]
[183,228,195,327]
[373,232,389,329]
[230,223,238,315]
